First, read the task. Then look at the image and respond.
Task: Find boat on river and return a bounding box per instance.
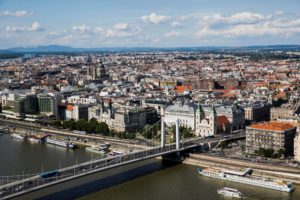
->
[11,133,25,140]
[86,145,105,154]
[46,138,74,149]
[198,168,294,192]
[217,187,244,198]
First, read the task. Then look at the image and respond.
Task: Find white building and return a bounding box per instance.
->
[295,133,300,162]
[67,95,97,105]
[195,104,217,137]
[163,101,195,129]
[163,101,217,137]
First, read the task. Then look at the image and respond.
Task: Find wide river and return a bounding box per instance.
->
[1,133,300,200]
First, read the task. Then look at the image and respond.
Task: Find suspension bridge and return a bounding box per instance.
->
[0,118,245,199]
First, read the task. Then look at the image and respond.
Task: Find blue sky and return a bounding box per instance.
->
[0,0,300,48]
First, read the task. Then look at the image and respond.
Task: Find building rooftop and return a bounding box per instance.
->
[249,121,295,132]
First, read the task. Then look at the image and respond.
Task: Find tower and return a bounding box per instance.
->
[210,106,217,136]
[86,55,94,80]
[97,59,107,79]
[195,102,204,123]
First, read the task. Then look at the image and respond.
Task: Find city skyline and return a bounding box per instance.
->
[0,0,300,48]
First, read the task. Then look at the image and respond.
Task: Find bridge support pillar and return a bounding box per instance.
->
[161,117,165,147]
[176,118,180,149]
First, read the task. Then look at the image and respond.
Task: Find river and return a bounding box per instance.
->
[0,133,300,200]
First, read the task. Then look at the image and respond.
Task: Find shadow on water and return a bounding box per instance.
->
[35,160,178,200]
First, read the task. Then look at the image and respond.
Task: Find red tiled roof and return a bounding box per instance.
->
[216,115,230,126]
[175,85,192,93]
[249,121,295,131]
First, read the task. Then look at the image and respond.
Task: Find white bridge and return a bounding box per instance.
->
[0,118,245,199]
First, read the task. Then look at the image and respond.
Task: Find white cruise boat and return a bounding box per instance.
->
[198,168,294,192]
[86,145,105,154]
[11,133,25,140]
[217,187,243,198]
[46,138,74,149]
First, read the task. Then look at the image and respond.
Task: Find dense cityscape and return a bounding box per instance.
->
[1,0,300,200]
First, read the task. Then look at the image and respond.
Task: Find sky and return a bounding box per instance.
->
[0,0,300,48]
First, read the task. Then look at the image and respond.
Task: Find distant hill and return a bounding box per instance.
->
[7,45,78,53]
[1,44,300,53]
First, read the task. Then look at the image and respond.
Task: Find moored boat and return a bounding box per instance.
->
[11,133,25,140]
[99,143,110,150]
[217,187,243,198]
[86,145,105,154]
[197,168,294,192]
[46,138,75,148]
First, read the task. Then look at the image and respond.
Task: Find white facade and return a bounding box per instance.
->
[294,133,300,162]
[65,108,73,120]
[195,105,217,137]
[163,102,217,138]
[67,95,97,105]
[163,102,195,130]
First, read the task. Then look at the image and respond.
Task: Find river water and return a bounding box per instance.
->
[1,133,300,200]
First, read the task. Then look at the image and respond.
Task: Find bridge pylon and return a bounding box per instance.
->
[176,118,180,149]
[161,117,165,147]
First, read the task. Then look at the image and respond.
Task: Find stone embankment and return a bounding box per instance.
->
[184,153,300,184]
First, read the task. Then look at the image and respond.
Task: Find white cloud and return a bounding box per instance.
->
[72,25,90,33]
[0,10,31,17]
[6,22,42,32]
[197,22,300,37]
[141,13,170,24]
[196,12,300,38]
[105,23,141,37]
[165,30,182,38]
[200,12,270,25]
[28,22,41,31]
[275,10,284,16]
[171,21,182,27]
[113,23,130,30]
[94,26,105,34]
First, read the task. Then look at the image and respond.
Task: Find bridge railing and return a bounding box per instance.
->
[0,132,246,199]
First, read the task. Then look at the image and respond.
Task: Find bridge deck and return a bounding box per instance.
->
[0,133,245,199]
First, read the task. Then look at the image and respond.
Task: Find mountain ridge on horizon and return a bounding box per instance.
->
[1,44,300,53]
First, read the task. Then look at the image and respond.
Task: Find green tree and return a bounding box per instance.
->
[109,129,116,137]
[52,120,62,127]
[264,148,275,158]
[95,122,109,135]
[181,127,191,139]
[63,119,76,130]
[143,124,156,139]
[87,118,98,133]
[277,148,285,158]
[255,148,265,156]
[75,119,89,131]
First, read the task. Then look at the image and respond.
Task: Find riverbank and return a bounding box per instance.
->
[184,153,300,184]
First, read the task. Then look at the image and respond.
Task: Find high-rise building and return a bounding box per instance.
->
[13,94,39,116]
[37,93,58,117]
[24,94,39,114]
[13,94,26,118]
